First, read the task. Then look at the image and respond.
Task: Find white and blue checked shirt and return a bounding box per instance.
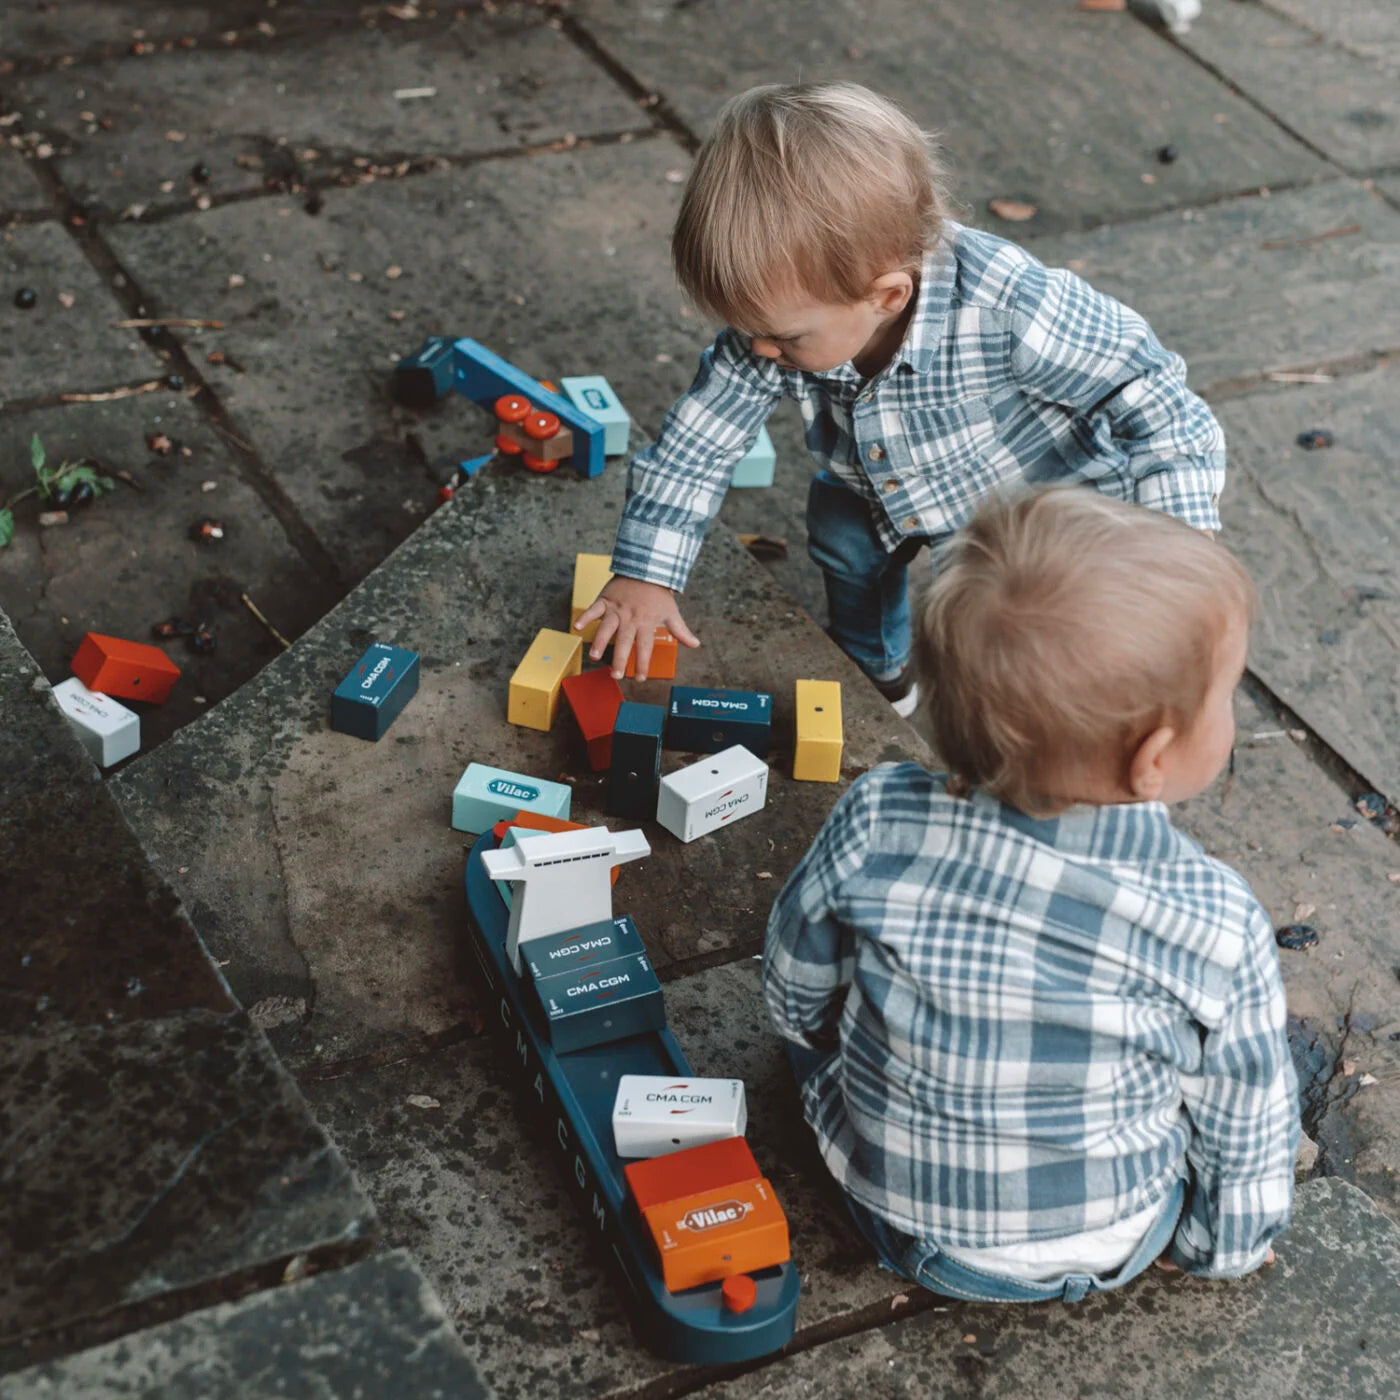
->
[613,223,1225,592]
[764,765,1298,1278]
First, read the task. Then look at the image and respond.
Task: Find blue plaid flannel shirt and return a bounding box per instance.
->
[613,223,1225,592]
[763,765,1299,1278]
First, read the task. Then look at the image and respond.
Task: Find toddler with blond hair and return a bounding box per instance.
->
[576,82,1225,713]
[763,487,1298,1301]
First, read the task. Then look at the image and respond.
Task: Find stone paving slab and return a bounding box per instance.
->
[10,7,646,221]
[0,148,45,213]
[0,1,407,58]
[1022,179,1400,393]
[1212,362,1400,806]
[570,0,1326,234]
[1177,687,1400,1219]
[2,1250,491,1400]
[0,392,342,752]
[1,613,376,1369]
[0,221,167,400]
[694,1178,1400,1400]
[0,611,231,1033]
[1177,0,1400,173]
[112,460,928,1074]
[0,1010,376,1367]
[103,137,703,582]
[303,959,910,1400]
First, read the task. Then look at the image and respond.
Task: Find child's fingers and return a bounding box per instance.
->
[632,629,655,682]
[588,608,620,662]
[574,598,606,631]
[668,611,701,649]
[610,620,637,680]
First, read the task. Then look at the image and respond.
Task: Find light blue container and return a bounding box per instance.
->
[730,425,775,488]
[561,375,631,457]
[451,763,572,834]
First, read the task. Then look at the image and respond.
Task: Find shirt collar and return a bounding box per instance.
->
[968,788,1186,864]
[895,225,961,375]
[804,223,961,386]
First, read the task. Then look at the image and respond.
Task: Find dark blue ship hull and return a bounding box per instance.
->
[463,831,801,1364]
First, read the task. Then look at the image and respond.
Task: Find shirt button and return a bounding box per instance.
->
[881,478,898,495]
[868,444,885,462]
[903,515,920,531]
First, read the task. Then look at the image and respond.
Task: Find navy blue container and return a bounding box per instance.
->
[330,643,420,740]
[666,686,772,758]
[608,700,665,819]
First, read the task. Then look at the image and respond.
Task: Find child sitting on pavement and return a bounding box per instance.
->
[575,82,1225,714]
[763,487,1299,1301]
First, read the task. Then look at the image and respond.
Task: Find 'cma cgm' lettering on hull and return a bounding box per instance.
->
[489,778,539,802]
[361,657,390,689]
[691,697,753,711]
[645,1091,714,1105]
[703,793,749,822]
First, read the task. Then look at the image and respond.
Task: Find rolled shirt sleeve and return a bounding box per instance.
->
[611,329,783,593]
[1172,903,1300,1277]
[762,777,876,1051]
[1010,260,1226,533]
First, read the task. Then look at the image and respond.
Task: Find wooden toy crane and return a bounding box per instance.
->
[482,825,649,972]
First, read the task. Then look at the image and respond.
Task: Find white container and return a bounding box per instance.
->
[611,1074,748,1159]
[52,676,140,767]
[656,744,768,843]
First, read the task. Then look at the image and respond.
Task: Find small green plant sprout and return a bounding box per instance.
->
[0,434,116,547]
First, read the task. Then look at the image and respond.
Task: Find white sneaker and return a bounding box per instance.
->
[891,682,920,719]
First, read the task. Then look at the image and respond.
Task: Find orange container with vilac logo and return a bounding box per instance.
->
[71,632,181,704]
[642,1177,790,1293]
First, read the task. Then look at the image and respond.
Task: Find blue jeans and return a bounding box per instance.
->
[786,1042,1185,1304]
[806,471,931,683]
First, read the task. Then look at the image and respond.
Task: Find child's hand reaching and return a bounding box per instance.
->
[575,576,700,681]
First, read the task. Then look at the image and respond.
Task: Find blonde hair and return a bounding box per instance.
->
[915,487,1255,816]
[672,83,952,329]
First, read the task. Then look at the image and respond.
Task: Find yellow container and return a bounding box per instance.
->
[571,553,614,644]
[793,679,843,782]
[509,628,583,731]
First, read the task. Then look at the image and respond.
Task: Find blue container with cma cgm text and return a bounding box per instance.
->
[330,643,420,740]
[666,686,772,758]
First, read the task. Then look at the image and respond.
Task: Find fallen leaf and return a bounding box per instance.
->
[57,291,74,308]
[386,264,403,280]
[406,1094,441,1110]
[989,198,1037,222]
[1343,1059,1357,1077]
[1077,0,1126,8]
[146,432,173,454]
[1293,902,1316,923]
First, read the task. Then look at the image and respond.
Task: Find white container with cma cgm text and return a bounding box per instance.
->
[656,744,768,843]
[611,1074,748,1158]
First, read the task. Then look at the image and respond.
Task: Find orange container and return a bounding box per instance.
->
[625,1135,760,1214]
[71,632,181,704]
[643,1177,790,1292]
[621,628,678,680]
